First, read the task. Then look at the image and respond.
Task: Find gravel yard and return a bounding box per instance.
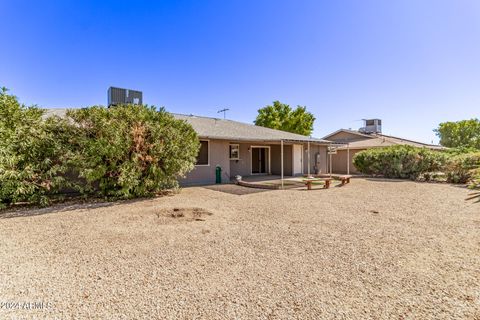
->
[0,179,479,319]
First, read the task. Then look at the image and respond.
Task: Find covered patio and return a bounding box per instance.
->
[227,138,332,183]
[232,139,349,189]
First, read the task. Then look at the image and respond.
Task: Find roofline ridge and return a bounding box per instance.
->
[375,133,440,146]
[173,112,317,139]
[322,128,374,140]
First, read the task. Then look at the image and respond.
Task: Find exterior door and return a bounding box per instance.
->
[292,144,303,176]
[251,147,270,174]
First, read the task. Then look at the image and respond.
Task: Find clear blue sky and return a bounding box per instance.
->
[1,0,479,143]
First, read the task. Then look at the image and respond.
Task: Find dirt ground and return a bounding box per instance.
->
[0,179,479,319]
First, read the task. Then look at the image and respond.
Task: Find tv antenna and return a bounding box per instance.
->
[217,108,230,119]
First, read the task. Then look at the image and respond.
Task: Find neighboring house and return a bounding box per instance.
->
[323,119,445,174]
[45,109,331,185]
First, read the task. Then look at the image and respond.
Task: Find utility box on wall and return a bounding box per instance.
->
[108,87,143,106]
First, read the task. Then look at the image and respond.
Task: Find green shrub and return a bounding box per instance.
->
[444,146,479,156]
[66,105,200,199]
[0,88,200,208]
[0,88,71,208]
[353,145,447,180]
[445,152,480,184]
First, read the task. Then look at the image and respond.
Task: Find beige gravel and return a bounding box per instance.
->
[0,179,479,319]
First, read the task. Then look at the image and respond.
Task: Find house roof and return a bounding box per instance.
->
[170,114,330,143]
[322,128,374,140]
[43,108,70,118]
[324,129,445,150]
[44,108,330,144]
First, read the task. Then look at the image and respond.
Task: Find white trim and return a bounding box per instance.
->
[195,139,210,166]
[250,146,271,175]
[229,143,240,160]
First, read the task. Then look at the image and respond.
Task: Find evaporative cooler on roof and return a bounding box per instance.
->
[107,87,143,106]
[359,119,382,134]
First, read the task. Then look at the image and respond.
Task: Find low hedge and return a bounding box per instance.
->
[352,145,447,180]
[0,89,200,208]
[353,145,480,190]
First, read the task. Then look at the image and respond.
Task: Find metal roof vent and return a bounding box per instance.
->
[108,87,143,106]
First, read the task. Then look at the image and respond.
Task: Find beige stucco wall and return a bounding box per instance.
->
[304,144,328,175]
[270,145,292,176]
[180,140,231,185]
[326,131,369,174]
[330,149,364,174]
[229,143,251,178]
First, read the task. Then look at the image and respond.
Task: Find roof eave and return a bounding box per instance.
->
[197,136,332,144]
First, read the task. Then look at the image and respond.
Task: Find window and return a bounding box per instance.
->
[366,120,375,126]
[229,144,240,160]
[196,140,209,165]
[377,120,382,125]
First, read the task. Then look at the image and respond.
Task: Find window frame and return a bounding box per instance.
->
[195,140,210,166]
[229,144,240,160]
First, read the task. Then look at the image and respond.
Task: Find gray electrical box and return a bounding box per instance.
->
[108,87,143,106]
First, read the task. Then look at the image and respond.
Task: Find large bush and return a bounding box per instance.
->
[353,145,447,180]
[444,152,480,184]
[66,105,200,199]
[0,88,71,208]
[0,88,200,208]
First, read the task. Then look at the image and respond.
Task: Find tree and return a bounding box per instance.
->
[434,119,480,149]
[254,101,315,136]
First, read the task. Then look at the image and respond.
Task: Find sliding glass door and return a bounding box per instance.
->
[251,147,270,174]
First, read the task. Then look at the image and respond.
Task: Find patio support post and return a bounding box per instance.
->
[347,143,350,175]
[329,152,332,177]
[281,140,284,189]
[307,141,310,177]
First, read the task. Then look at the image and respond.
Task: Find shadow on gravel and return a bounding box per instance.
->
[202,184,272,195]
[365,178,407,183]
[0,196,170,219]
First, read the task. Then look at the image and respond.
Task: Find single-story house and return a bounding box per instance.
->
[323,119,445,174]
[174,114,331,185]
[45,109,332,185]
